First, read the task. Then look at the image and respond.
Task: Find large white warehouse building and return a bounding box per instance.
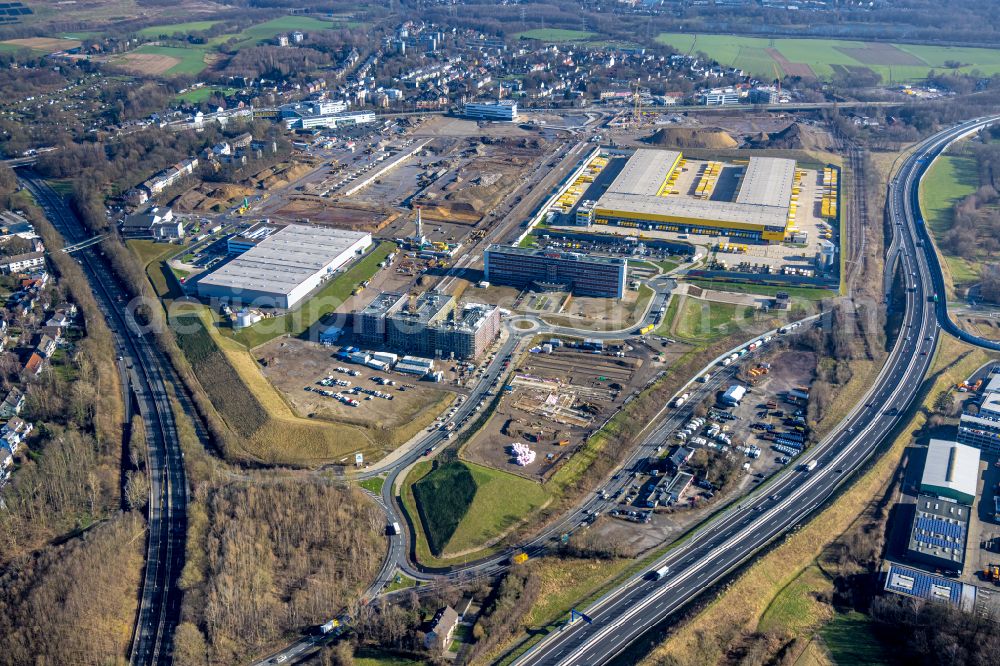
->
[197,225,372,309]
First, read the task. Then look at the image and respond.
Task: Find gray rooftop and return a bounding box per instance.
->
[360,291,406,316]
[907,494,969,565]
[608,149,681,197]
[735,157,797,208]
[388,291,454,325]
[486,244,627,266]
[199,225,370,295]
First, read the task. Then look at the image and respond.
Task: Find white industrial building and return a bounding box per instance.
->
[463,100,518,121]
[197,225,372,309]
[721,384,746,406]
[920,439,980,505]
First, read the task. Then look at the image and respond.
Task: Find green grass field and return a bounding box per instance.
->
[444,462,550,555]
[229,241,394,348]
[358,476,385,495]
[174,85,237,103]
[819,611,891,665]
[138,20,220,37]
[412,461,478,556]
[128,44,211,75]
[655,33,1000,82]
[919,154,981,286]
[670,298,755,343]
[515,28,596,42]
[354,649,423,666]
[210,16,337,48]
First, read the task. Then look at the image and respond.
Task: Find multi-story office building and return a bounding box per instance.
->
[483,245,627,298]
[463,100,518,121]
[353,291,500,359]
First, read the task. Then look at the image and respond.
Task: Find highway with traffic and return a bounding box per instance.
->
[19,173,188,666]
[507,115,1000,666]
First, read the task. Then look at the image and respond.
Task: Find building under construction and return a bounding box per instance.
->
[353,291,501,359]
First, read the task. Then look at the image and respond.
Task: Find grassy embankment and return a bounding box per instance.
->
[639,334,997,666]
[919,152,981,293]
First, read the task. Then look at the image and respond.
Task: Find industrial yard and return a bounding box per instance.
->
[256,337,457,442]
[589,345,819,556]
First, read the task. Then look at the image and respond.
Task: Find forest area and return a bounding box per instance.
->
[173,481,386,664]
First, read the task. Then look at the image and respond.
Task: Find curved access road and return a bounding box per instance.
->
[20,173,188,666]
[891,114,1000,352]
[511,119,996,666]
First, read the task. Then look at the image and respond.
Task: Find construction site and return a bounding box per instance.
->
[461,339,677,482]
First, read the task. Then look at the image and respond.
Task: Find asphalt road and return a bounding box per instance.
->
[20,173,188,666]
[506,117,1000,666]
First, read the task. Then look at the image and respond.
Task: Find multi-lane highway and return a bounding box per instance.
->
[19,173,188,666]
[509,117,1000,666]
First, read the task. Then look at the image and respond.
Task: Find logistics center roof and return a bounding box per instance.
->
[199,225,370,295]
[594,151,795,230]
[608,149,682,197]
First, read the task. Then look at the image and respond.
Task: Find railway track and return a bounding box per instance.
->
[19,173,188,666]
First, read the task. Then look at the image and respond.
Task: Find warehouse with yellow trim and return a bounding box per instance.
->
[577,149,798,243]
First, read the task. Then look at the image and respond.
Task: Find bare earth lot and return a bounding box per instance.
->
[462,341,681,481]
[257,337,457,436]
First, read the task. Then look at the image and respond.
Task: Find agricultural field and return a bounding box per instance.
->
[515,28,596,42]
[115,44,212,76]
[0,36,80,53]
[137,20,221,37]
[919,153,981,288]
[655,33,1000,81]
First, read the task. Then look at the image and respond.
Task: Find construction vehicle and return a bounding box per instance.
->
[983,564,1000,585]
[512,552,529,565]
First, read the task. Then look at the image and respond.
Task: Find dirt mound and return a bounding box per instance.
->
[645,127,738,150]
[746,122,820,150]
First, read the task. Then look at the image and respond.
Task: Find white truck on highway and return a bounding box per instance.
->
[803,460,817,472]
[648,564,670,580]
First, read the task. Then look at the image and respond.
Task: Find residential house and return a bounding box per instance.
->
[24,351,44,376]
[424,606,459,652]
[0,251,45,274]
[35,334,56,359]
[1,416,33,455]
[0,387,24,418]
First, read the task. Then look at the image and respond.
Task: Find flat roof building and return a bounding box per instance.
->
[580,150,797,243]
[906,494,970,573]
[920,439,980,505]
[354,291,501,359]
[483,244,627,298]
[721,384,746,406]
[197,225,372,309]
[464,100,518,121]
[227,221,282,254]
